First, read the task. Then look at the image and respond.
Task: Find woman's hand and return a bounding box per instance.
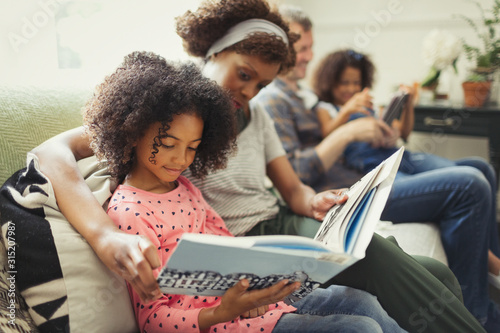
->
[93,229,162,302]
[310,189,348,220]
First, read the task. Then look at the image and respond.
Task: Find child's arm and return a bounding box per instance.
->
[31,127,162,302]
[126,278,298,332]
[317,88,373,138]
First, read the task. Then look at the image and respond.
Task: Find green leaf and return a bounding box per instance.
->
[452,58,459,73]
[421,67,440,87]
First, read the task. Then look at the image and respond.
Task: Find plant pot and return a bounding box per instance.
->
[462,81,492,107]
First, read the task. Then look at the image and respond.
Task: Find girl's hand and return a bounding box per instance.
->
[398,84,415,110]
[392,84,415,141]
[93,229,162,302]
[338,88,373,118]
[310,189,348,220]
[200,279,300,329]
[394,84,415,122]
[240,305,270,318]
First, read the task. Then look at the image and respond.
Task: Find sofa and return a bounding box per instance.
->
[0,80,447,333]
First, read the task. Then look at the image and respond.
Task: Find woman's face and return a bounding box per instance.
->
[331,66,362,105]
[203,51,280,112]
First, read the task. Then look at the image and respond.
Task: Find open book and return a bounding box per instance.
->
[157,147,404,303]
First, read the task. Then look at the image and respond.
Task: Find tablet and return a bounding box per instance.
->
[382,91,408,124]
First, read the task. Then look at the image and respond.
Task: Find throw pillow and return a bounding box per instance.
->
[0,154,137,333]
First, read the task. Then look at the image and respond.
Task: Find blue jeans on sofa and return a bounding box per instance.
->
[273,285,405,332]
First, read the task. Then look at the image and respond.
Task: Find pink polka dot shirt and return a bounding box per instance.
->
[107,176,296,332]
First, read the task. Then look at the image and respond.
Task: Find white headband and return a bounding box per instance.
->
[205,18,289,58]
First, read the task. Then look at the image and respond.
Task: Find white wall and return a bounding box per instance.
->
[0,0,494,160]
[0,0,201,88]
[285,0,494,161]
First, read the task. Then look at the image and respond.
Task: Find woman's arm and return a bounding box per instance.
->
[31,127,162,301]
[267,156,347,220]
[266,156,317,217]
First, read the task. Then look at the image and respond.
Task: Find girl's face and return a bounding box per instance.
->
[129,113,203,193]
[203,51,280,112]
[331,66,362,105]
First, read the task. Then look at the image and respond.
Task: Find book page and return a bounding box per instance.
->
[314,147,404,256]
[314,165,381,251]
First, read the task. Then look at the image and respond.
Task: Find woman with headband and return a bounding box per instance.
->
[28,0,484,331]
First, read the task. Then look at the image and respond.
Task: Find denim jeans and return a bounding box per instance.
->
[380,152,499,323]
[272,285,406,332]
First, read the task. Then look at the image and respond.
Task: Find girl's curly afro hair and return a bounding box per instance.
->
[175,0,298,74]
[83,51,237,182]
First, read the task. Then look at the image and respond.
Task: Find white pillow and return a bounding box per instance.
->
[0,154,137,333]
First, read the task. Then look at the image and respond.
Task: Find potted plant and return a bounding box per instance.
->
[462,72,492,107]
[458,0,500,107]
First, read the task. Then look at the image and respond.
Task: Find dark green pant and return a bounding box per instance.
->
[331,234,483,332]
[247,206,485,333]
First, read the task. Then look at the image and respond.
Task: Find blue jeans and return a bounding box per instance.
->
[380,152,499,323]
[272,285,406,332]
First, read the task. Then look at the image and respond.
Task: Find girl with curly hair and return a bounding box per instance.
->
[84,51,403,332]
[311,49,500,331]
[29,0,484,332]
[84,52,237,183]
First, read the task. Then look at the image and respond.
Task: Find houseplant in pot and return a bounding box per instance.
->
[459,0,500,107]
[462,72,492,107]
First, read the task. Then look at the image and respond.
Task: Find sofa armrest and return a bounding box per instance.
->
[0,83,91,185]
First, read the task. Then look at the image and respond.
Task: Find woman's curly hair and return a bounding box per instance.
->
[83,51,237,182]
[312,49,376,104]
[175,0,298,74]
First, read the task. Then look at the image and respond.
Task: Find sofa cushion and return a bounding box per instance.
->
[0,154,137,333]
[375,221,447,265]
